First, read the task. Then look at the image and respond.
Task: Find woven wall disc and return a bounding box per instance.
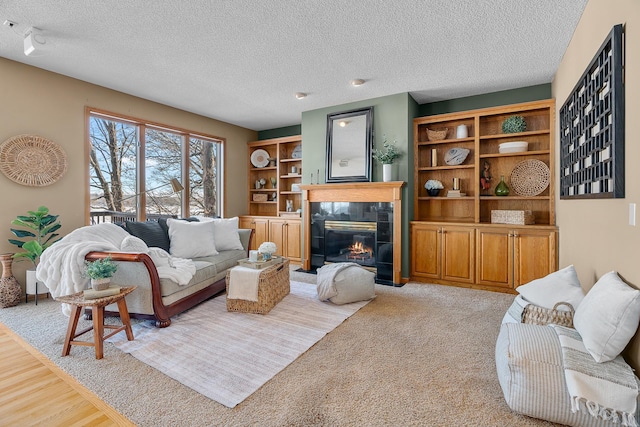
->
[0,134,68,187]
[510,159,550,197]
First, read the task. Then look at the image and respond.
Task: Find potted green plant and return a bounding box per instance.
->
[372,135,402,182]
[502,115,527,133]
[9,206,62,296]
[85,256,118,290]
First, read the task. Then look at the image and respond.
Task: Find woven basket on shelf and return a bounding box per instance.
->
[426,128,448,141]
[522,301,575,328]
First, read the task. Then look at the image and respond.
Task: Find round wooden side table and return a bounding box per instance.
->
[56,286,136,359]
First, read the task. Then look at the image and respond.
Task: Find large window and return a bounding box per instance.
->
[88,109,223,224]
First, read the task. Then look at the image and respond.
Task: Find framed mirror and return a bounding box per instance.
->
[325,107,373,183]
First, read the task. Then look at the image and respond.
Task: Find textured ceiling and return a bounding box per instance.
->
[0,1,588,131]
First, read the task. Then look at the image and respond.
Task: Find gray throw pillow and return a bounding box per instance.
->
[125,221,170,252]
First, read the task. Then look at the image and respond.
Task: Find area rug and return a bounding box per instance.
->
[109,280,370,408]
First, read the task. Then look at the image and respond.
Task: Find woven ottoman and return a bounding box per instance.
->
[316,262,376,305]
[226,258,290,314]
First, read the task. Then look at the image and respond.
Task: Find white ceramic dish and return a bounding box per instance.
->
[250,149,270,168]
[499,141,528,153]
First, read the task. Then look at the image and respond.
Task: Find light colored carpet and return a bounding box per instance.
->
[109,281,369,408]
[0,270,558,426]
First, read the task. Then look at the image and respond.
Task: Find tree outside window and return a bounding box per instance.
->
[88,111,223,224]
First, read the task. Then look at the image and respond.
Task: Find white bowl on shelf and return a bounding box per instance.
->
[499,141,528,153]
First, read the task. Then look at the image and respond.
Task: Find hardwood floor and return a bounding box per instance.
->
[0,322,134,426]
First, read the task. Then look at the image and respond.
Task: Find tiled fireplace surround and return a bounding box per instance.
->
[300,182,404,286]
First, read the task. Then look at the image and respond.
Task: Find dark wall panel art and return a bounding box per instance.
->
[559,24,624,199]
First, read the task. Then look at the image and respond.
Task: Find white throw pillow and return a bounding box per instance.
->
[574,271,640,363]
[167,218,218,259]
[515,265,584,311]
[213,217,244,251]
[120,235,149,253]
[193,216,244,251]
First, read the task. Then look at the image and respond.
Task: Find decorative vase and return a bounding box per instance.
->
[382,163,394,182]
[427,188,440,197]
[261,252,272,261]
[0,254,22,308]
[495,175,510,196]
[456,124,468,139]
[91,277,111,291]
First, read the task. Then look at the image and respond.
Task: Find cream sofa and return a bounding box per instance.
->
[85,219,252,327]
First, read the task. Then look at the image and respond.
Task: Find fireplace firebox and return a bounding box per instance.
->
[309,201,394,285]
[324,221,377,267]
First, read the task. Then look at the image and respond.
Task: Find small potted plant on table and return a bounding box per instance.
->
[85,256,118,291]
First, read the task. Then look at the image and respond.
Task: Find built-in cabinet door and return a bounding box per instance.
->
[268,219,286,256]
[411,223,441,280]
[476,228,513,289]
[285,220,301,260]
[267,218,301,261]
[441,226,475,284]
[513,229,557,287]
[239,216,269,250]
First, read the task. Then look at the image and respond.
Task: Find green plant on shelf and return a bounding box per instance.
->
[501,115,527,133]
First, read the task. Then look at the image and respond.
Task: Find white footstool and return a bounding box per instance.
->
[316,262,376,305]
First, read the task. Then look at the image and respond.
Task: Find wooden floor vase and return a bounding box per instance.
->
[0,253,22,308]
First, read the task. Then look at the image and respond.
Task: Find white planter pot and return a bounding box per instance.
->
[91,277,111,291]
[382,164,394,182]
[26,269,47,295]
[456,124,468,138]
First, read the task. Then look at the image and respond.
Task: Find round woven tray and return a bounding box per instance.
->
[510,159,550,196]
[0,134,68,187]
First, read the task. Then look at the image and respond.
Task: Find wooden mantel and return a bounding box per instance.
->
[300,181,405,284]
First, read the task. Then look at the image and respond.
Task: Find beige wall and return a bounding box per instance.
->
[0,58,255,285]
[553,0,640,368]
[552,0,639,289]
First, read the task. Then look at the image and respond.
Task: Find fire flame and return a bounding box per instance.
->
[348,241,372,257]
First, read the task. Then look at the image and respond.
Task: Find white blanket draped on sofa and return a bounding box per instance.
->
[37,223,196,316]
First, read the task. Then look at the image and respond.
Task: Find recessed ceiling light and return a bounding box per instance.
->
[350,79,365,87]
[295,92,307,99]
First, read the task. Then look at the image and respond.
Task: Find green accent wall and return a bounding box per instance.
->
[301,93,414,278]
[258,125,301,140]
[418,84,551,117]
[260,85,552,281]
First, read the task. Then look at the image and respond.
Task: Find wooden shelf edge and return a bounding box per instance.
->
[479,195,550,200]
[418,165,475,171]
[480,150,550,159]
[417,138,475,145]
[250,166,277,171]
[417,196,475,200]
[479,129,549,140]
